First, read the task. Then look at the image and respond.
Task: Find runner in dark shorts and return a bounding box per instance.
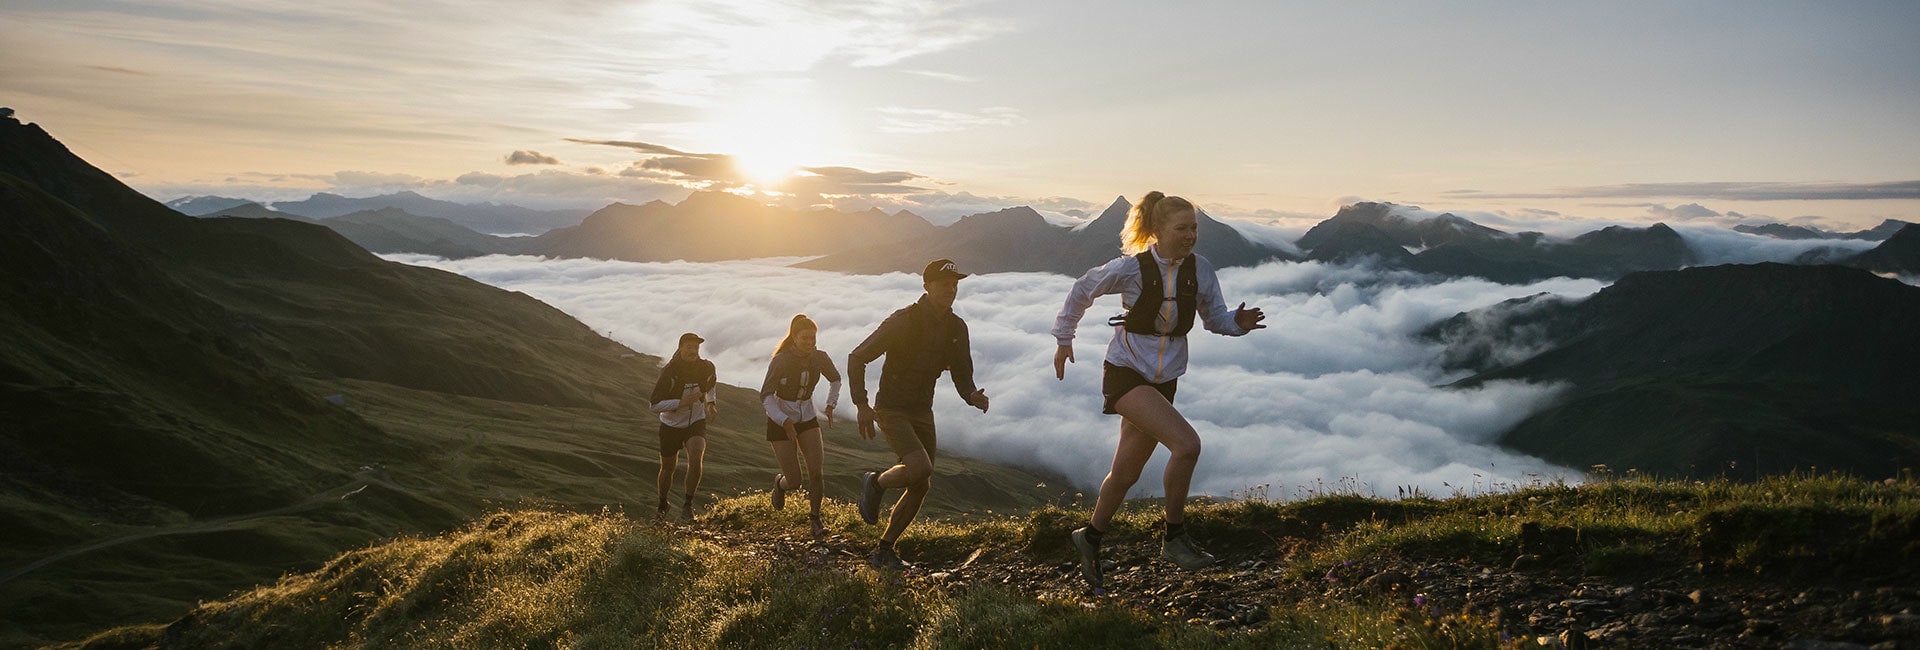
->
[849,259,991,570]
[760,314,841,539]
[649,332,718,521]
[1052,192,1267,587]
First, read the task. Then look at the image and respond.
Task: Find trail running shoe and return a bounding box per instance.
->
[771,474,787,511]
[1161,531,1217,570]
[1071,527,1104,587]
[682,496,695,521]
[868,545,909,570]
[810,512,826,540]
[858,471,883,525]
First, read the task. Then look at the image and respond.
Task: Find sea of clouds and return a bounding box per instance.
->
[390,253,1611,498]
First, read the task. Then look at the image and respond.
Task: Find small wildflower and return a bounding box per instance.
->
[1413,595,1428,607]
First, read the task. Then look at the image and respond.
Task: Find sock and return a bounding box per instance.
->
[1165,520,1185,540]
[683,494,694,507]
[877,538,896,551]
[1082,521,1105,546]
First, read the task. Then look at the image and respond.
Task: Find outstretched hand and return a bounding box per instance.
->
[1053,344,1074,380]
[1234,302,1267,332]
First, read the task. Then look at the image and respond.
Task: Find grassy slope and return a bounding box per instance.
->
[68,474,1918,650]
[0,119,1058,648]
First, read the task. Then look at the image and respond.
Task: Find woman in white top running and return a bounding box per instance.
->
[1051,191,1266,587]
[760,314,842,539]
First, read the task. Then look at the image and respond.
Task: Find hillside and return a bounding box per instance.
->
[66,474,1920,649]
[0,115,1058,648]
[798,196,1296,276]
[526,191,939,262]
[1429,263,1920,477]
[1846,222,1920,275]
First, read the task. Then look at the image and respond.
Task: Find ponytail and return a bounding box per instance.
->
[773,313,817,357]
[1120,191,1195,255]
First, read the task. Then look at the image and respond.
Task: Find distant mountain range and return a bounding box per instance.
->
[795,196,1294,276]
[1734,219,1911,241]
[1428,263,1920,478]
[1296,202,1695,283]
[524,190,939,262]
[168,187,1914,284]
[168,190,590,235]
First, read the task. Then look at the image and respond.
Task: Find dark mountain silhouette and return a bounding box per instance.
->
[270,190,589,235]
[1730,219,1911,241]
[1428,263,1920,478]
[1297,203,1695,282]
[526,190,940,262]
[1844,219,1914,240]
[205,201,309,220]
[798,196,1297,276]
[1844,223,1920,275]
[164,195,255,216]
[1733,223,1829,240]
[1300,202,1508,252]
[323,207,523,258]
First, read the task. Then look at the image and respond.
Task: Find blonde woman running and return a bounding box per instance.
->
[1051,192,1266,587]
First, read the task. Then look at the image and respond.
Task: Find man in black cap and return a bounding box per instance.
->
[649,332,718,520]
[849,259,990,569]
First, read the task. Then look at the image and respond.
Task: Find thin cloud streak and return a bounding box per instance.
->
[387,254,1594,497]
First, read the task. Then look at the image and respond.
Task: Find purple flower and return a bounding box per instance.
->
[1413,596,1428,607]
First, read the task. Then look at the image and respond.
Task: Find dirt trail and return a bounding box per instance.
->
[667,511,1920,648]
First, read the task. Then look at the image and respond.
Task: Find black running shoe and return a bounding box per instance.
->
[1071,526,1104,587]
[771,473,787,511]
[858,471,883,525]
[869,545,909,570]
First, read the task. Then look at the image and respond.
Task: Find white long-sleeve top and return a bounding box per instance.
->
[1051,247,1246,383]
[760,349,842,425]
[649,358,716,428]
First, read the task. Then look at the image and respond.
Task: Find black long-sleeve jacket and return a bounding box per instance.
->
[848,295,981,411]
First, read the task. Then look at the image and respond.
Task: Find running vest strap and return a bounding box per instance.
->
[772,354,821,401]
[1108,251,1198,337]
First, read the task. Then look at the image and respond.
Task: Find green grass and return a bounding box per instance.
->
[64,472,1919,649]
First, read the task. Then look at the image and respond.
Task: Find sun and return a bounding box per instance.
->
[708,81,832,189]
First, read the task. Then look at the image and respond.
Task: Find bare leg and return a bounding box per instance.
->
[655,450,679,510]
[1089,416,1160,531]
[879,449,933,544]
[682,437,707,501]
[1112,386,1202,525]
[797,428,826,515]
[771,440,803,491]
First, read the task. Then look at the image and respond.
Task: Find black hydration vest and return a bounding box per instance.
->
[1108,251,1197,336]
[773,353,822,401]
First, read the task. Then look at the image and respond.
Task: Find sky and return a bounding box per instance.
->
[5,1,1919,229]
[390,252,1604,498]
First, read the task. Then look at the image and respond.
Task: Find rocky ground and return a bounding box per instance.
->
[671,516,1920,649]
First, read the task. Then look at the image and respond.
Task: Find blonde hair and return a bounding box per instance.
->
[1120,191,1195,255]
[773,314,817,357]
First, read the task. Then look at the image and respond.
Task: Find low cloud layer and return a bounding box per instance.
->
[391,255,1600,498]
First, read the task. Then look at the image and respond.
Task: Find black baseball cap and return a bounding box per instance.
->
[922,259,969,282]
